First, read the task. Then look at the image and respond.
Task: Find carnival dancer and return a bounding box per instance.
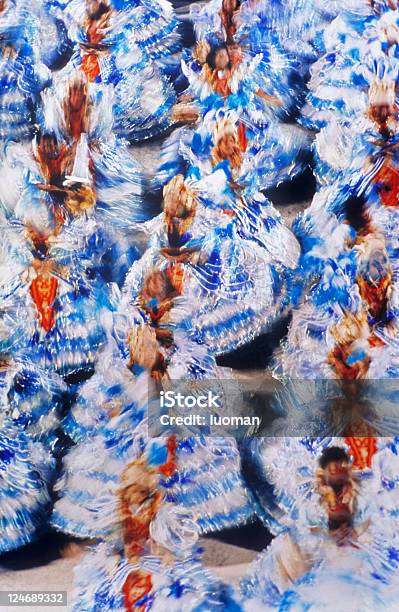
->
[0,70,151,292]
[156,106,310,199]
[301,5,399,183]
[0,206,109,380]
[69,440,241,611]
[190,0,306,114]
[240,443,399,610]
[52,274,255,538]
[51,0,177,141]
[124,171,300,357]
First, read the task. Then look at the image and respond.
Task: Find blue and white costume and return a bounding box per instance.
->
[2,355,66,451]
[0,353,60,552]
[0,214,108,379]
[240,438,399,611]
[51,0,178,141]
[52,293,255,537]
[127,171,300,357]
[156,107,311,194]
[68,436,241,611]
[0,417,53,553]
[0,4,51,147]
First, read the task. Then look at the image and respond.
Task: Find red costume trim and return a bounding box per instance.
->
[237,122,247,151]
[29,275,58,332]
[212,71,232,97]
[166,264,185,295]
[159,435,177,478]
[122,571,153,612]
[344,435,378,471]
[357,275,389,320]
[81,53,101,82]
[373,162,399,207]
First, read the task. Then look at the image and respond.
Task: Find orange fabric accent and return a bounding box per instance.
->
[87,21,104,45]
[30,275,58,332]
[237,122,247,151]
[212,72,231,97]
[373,162,399,207]
[122,571,153,612]
[81,53,101,81]
[166,265,185,295]
[344,435,378,471]
[357,275,389,320]
[159,435,177,478]
[368,334,384,348]
[121,492,161,559]
[222,209,236,217]
[214,77,231,97]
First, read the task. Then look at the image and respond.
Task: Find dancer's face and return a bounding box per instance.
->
[218,133,238,159]
[39,135,59,160]
[164,188,185,219]
[87,0,99,16]
[214,48,230,71]
[324,459,351,488]
[223,0,238,12]
[143,272,169,302]
[65,186,95,215]
[86,0,107,19]
[369,103,394,127]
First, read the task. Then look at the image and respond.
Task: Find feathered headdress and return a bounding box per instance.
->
[212,113,239,145]
[163,174,198,217]
[193,39,211,65]
[364,55,398,106]
[368,78,396,106]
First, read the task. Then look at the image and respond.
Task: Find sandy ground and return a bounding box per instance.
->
[0,538,259,611]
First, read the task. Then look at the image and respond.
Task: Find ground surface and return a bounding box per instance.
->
[0,523,270,610]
